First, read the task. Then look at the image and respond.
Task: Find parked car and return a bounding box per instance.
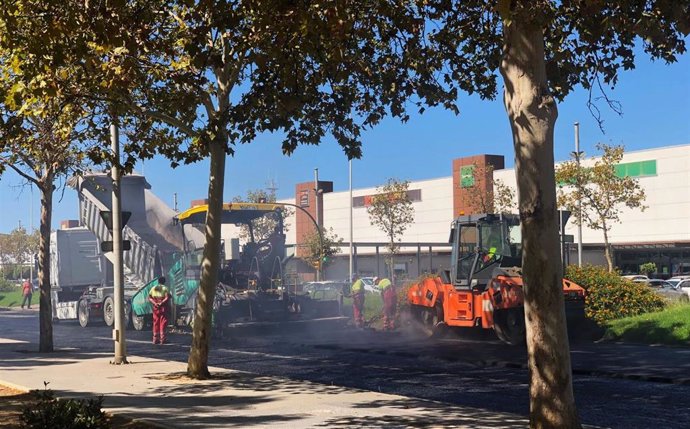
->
[667,276,690,290]
[622,275,650,283]
[302,281,346,300]
[646,279,689,303]
[677,279,690,299]
[359,277,380,293]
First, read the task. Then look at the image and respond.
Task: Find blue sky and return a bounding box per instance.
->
[1,52,688,233]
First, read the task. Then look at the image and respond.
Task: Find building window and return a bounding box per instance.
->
[460,165,475,188]
[614,160,656,178]
[299,190,309,207]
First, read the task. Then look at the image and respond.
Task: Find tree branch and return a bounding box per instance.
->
[124,101,198,137]
[2,158,40,186]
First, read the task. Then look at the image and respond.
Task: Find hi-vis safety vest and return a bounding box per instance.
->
[378,278,392,291]
[150,285,169,298]
[351,279,364,294]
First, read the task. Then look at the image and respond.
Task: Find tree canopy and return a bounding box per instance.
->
[0,226,39,278]
[556,143,647,272]
[1,0,687,425]
[302,226,344,272]
[367,178,415,282]
[464,162,516,214]
[232,188,293,243]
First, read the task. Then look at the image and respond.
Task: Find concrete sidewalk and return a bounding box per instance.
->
[0,340,528,428]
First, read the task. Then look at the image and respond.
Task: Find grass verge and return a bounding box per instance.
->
[604,304,690,346]
[342,292,384,325]
[0,290,38,308]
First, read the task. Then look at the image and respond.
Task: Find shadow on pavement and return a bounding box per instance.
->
[59,389,305,428]
[147,370,355,395]
[316,397,527,428]
[0,347,112,370]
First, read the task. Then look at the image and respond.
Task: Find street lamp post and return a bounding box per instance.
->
[349,159,353,283]
[30,185,33,286]
[110,119,128,365]
[314,168,321,281]
[575,122,583,267]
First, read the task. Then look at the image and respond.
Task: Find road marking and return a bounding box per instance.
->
[215,348,313,361]
[0,338,28,344]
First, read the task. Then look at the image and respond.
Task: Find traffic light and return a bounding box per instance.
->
[312,260,321,270]
[321,255,330,264]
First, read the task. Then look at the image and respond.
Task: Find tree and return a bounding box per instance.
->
[2,0,465,379]
[464,162,516,214]
[3,1,686,423]
[367,179,415,284]
[556,144,647,272]
[0,227,39,279]
[0,234,10,277]
[0,83,92,353]
[639,262,656,277]
[35,1,442,379]
[302,227,344,275]
[232,188,293,243]
[416,3,687,426]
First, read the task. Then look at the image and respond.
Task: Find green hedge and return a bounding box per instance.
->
[22,387,109,429]
[565,265,666,324]
[0,277,17,292]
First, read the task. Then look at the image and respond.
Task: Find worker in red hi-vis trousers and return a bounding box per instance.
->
[350,275,365,328]
[377,277,397,331]
[148,277,170,344]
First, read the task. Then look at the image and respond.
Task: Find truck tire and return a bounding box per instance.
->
[124,300,133,330]
[493,308,526,346]
[103,296,115,327]
[78,299,90,328]
[132,313,146,331]
[185,297,197,328]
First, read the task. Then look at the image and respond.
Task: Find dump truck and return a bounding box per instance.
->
[407,213,585,345]
[129,203,340,331]
[49,227,136,327]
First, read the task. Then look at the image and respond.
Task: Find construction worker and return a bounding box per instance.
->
[482,226,503,265]
[377,277,397,330]
[350,275,365,328]
[148,277,170,344]
[20,279,32,309]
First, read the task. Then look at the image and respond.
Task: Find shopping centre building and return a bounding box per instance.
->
[272,143,690,281]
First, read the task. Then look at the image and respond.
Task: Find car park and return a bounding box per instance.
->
[677,279,690,299]
[360,277,380,293]
[667,276,690,289]
[622,275,650,283]
[645,279,689,303]
[302,281,346,300]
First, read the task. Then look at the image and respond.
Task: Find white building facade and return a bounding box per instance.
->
[277,144,690,281]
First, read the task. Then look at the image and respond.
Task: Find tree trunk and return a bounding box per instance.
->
[187,138,226,379]
[38,175,54,353]
[389,236,395,285]
[602,223,613,272]
[500,19,580,429]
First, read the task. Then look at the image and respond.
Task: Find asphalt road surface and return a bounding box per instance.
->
[3,309,690,429]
